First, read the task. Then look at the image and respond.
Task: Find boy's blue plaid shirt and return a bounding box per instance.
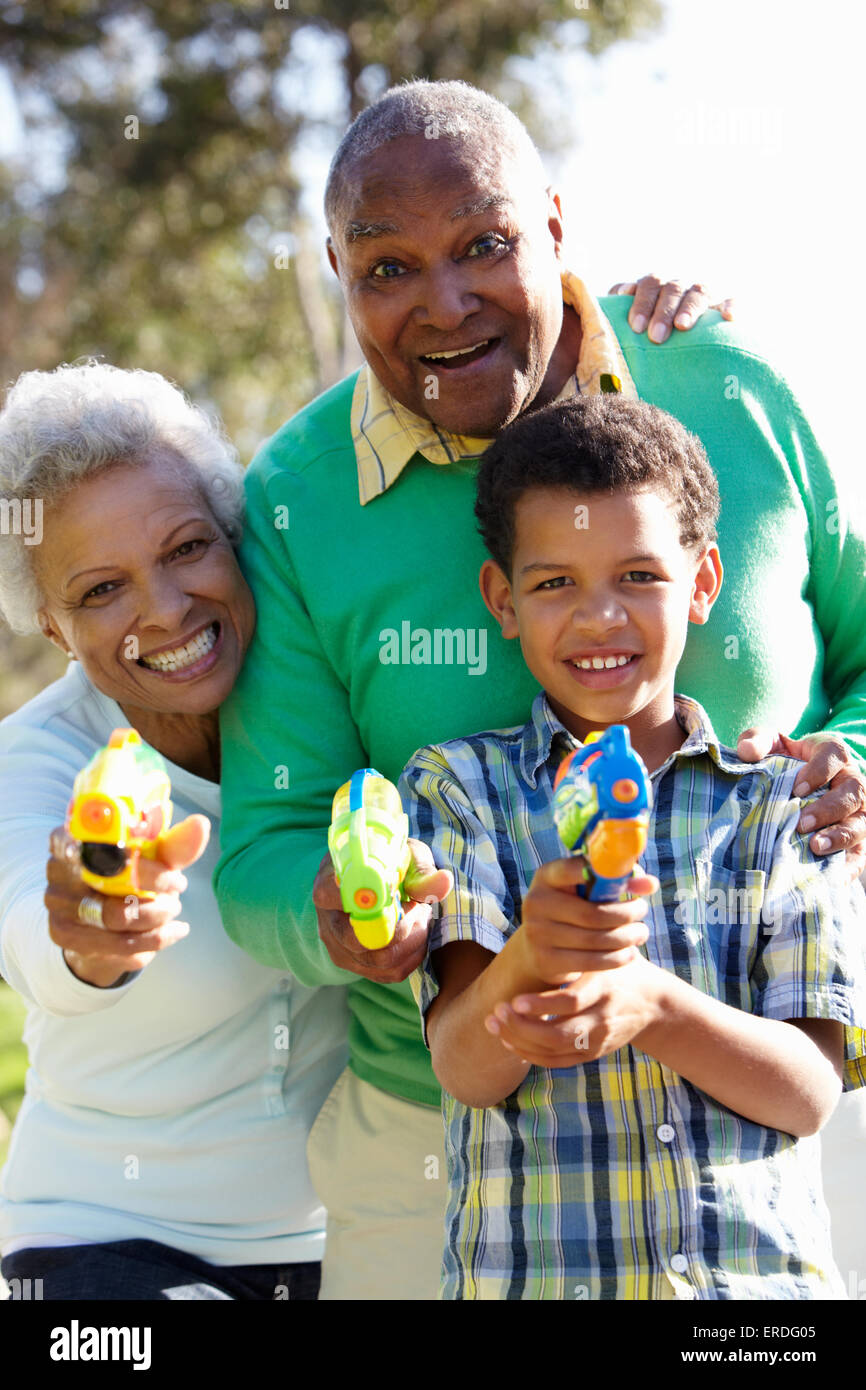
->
[400,692,866,1301]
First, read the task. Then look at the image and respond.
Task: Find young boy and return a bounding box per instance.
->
[398,396,866,1301]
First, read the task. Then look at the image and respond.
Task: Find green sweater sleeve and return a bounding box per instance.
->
[789,395,866,772]
[214,438,360,987]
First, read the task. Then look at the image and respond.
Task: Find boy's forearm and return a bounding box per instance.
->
[637,970,841,1136]
[428,937,552,1108]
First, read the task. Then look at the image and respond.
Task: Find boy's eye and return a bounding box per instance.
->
[536,576,572,590]
[623,570,659,583]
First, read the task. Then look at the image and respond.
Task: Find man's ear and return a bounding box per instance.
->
[37,607,72,656]
[479,559,519,639]
[688,545,724,625]
[326,236,339,279]
[547,188,565,261]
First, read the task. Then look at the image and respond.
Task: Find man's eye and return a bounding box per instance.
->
[466,233,507,258]
[370,260,405,280]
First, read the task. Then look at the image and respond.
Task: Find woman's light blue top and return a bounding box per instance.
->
[0,661,348,1266]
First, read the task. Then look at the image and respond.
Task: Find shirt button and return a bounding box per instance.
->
[670,1253,689,1274]
[657,1123,676,1143]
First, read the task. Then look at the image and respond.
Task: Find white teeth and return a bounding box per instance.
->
[141,623,218,672]
[424,340,489,361]
[573,654,634,670]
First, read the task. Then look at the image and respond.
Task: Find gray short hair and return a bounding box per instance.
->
[324,79,549,237]
[0,360,245,634]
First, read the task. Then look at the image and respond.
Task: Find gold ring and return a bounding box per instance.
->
[77,896,105,929]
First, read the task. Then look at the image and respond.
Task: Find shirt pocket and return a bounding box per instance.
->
[679,862,768,1010]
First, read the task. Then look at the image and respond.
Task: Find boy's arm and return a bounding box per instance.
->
[496,783,866,1129]
[401,751,653,1107]
[634,974,843,1136]
[426,857,654,1108]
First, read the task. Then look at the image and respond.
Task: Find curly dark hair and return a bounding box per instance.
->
[474,395,720,577]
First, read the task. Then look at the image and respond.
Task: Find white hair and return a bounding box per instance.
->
[0,360,246,634]
[324,79,549,236]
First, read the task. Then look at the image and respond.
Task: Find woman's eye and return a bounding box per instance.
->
[173,539,207,558]
[82,581,118,602]
[370,260,405,280]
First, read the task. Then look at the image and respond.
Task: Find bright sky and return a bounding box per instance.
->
[1,0,862,474]
[550,0,865,469]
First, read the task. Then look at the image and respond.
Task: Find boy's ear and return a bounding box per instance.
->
[479,559,519,639]
[688,545,723,625]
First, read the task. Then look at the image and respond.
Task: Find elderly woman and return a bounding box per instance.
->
[0,361,348,1301]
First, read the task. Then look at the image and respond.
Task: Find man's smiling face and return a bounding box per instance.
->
[327,133,567,437]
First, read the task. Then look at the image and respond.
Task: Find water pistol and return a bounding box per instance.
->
[65,728,173,899]
[328,768,413,950]
[552,724,651,902]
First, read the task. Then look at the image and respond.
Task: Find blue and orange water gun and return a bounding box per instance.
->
[65,728,173,899]
[328,768,413,949]
[552,725,651,902]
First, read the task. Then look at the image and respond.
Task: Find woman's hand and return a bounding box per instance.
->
[45,816,211,987]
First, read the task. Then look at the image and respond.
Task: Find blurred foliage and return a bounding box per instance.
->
[0,0,661,717]
[0,984,27,1168]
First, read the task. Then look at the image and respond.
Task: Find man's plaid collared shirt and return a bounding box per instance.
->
[400,692,866,1300]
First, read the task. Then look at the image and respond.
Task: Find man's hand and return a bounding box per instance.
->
[608,274,734,344]
[736,726,866,877]
[46,816,210,987]
[486,952,666,1068]
[312,840,453,984]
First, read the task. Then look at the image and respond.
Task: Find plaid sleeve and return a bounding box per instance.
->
[398,745,514,1044]
[751,784,866,1093]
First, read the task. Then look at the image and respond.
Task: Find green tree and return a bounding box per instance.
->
[0,0,661,703]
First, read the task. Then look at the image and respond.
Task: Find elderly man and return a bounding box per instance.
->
[216,81,866,1301]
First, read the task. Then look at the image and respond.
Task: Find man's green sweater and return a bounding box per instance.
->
[215,301,866,1108]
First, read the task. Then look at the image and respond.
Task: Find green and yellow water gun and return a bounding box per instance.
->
[328,768,413,949]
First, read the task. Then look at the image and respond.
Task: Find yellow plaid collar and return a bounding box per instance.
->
[351,270,637,506]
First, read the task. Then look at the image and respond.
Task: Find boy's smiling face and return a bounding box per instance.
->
[480,485,722,762]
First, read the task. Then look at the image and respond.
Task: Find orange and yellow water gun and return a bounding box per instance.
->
[65,728,173,899]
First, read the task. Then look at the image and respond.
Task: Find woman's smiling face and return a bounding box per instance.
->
[34,450,255,717]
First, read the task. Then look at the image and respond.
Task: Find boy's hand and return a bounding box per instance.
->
[510,857,657,986]
[487,954,667,1068]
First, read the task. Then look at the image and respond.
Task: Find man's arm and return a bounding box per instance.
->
[734,374,866,866]
[215,453,363,987]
